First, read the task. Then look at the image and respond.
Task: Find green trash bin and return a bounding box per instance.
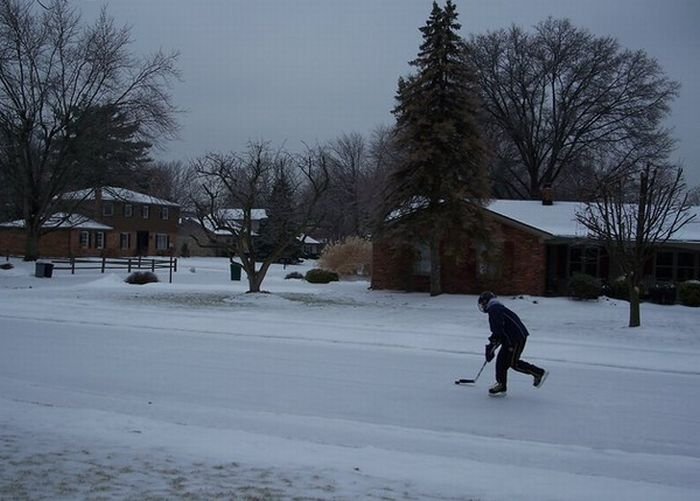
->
[230,262,242,281]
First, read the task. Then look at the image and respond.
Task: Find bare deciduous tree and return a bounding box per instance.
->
[190,141,329,293]
[576,165,695,327]
[310,127,402,243]
[469,18,679,200]
[687,185,700,205]
[316,132,378,241]
[139,160,198,211]
[0,0,179,259]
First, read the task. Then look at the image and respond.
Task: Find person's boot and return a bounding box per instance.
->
[488,382,507,396]
[533,369,549,388]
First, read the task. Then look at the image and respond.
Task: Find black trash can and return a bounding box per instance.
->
[35,262,54,278]
[230,262,242,281]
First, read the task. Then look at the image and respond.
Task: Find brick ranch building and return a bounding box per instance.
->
[371,199,700,297]
[0,213,113,258]
[0,187,180,258]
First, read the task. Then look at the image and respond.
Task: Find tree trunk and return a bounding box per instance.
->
[248,274,262,293]
[23,224,40,261]
[429,234,442,297]
[628,282,641,328]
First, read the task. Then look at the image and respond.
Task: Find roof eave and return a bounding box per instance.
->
[483,208,554,240]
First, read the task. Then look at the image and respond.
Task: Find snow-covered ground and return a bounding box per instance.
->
[1,257,699,500]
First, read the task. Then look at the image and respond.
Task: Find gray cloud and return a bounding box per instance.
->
[78,0,700,186]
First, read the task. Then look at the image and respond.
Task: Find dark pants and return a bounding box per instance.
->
[495,339,544,387]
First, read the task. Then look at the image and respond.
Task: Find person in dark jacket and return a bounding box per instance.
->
[478,291,548,396]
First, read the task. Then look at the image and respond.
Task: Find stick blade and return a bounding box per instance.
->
[455,378,476,384]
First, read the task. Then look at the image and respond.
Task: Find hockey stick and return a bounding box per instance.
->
[454,359,488,385]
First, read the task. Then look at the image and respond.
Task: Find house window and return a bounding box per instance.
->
[155,233,169,251]
[124,204,133,217]
[413,242,430,276]
[677,252,697,282]
[102,202,114,217]
[476,242,501,279]
[142,205,150,219]
[569,246,600,277]
[655,251,674,281]
[656,250,698,282]
[160,207,169,220]
[120,232,131,250]
[79,231,89,248]
[95,232,105,249]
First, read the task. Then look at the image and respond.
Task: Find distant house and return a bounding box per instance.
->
[0,186,181,258]
[178,209,325,259]
[371,199,700,296]
[61,187,181,257]
[177,209,269,257]
[0,213,113,257]
[300,235,324,259]
[216,209,269,234]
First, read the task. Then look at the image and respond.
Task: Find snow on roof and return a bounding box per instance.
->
[486,200,589,238]
[191,209,267,237]
[300,235,321,245]
[486,199,700,242]
[62,187,179,207]
[0,213,113,231]
[217,209,268,221]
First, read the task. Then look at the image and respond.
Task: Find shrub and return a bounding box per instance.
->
[318,236,372,276]
[678,281,700,307]
[285,271,304,280]
[603,277,629,300]
[180,242,191,258]
[0,262,13,270]
[648,282,677,305]
[125,271,159,285]
[568,273,602,300]
[305,268,339,284]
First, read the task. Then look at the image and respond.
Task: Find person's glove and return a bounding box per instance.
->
[485,343,496,362]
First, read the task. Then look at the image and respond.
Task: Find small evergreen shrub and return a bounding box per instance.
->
[285,271,304,280]
[568,273,602,300]
[180,242,191,258]
[0,262,13,270]
[603,277,629,300]
[305,268,339,284]
[125,271,159,285]
[318,236,372,276]
[678,281,700,307]
[648,282,677,305]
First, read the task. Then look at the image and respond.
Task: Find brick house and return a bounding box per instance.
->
[0,213,113,258]
[371,199,700,296]
[63,187,181,257]
[0,187,180,258]
[178,209,325,259]
[177,209,268,257]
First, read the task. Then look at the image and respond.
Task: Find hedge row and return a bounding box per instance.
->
[568,273,700,307]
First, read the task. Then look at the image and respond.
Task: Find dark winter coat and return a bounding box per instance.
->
[484,300,529,347]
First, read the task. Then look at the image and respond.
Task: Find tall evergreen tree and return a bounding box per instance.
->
[62,103,153,190]
[386,0,490,296]
[258,168,302,262]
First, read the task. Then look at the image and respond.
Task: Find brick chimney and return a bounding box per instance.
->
[541,184,553,206]
[94,186,102,218]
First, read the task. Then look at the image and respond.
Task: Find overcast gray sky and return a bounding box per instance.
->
[78,0,700,187]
